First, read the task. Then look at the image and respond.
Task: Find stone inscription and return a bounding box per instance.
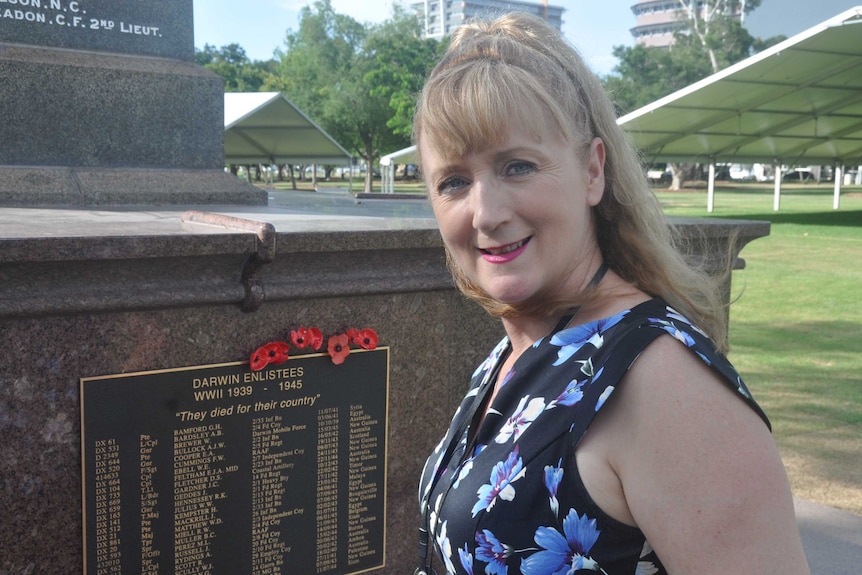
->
[81,349,388,575]
[0,0,193,59]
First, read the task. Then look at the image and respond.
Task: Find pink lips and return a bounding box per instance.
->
[480,238,530,264]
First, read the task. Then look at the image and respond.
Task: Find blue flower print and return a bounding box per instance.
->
[436,520,457,574]
[459,543,475,575]
[499,368,516,390]
[495,396,546,444]
[473,338,510,379]
[736,376,752,399]
[547,378,586,410]
[666,306,708,337]
[650,315,698,348]
[475,529,512,575]
[520,509,602,575]
[577,358,594,378]
[595,386,615,412]
[471,446,526,517]
[454,459,474,490]
[636,541,658,575]
[661,323,696,347]
[454,444,486,489]
[550,313,626,366]
[544,459,564,517]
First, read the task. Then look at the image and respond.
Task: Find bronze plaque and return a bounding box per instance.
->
[81,348,389,575]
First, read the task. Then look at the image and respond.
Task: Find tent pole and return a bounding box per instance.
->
[707,159,716,213]
[773,161,781,211]
[833,163,842,210]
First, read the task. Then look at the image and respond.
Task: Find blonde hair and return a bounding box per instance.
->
[414,12,730,351]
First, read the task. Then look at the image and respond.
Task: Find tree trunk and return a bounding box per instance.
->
[669,162,687,190]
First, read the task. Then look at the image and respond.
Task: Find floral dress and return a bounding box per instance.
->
[418,298,769,575]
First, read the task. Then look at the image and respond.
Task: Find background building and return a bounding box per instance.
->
[630,0,742,48]
[410,0,565,39]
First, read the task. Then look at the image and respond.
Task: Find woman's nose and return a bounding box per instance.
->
[470,178,511,232]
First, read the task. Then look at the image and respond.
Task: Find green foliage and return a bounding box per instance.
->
[603,0,785,115]
[258,0,438,192]
[363,6,440,139]
[194,43,275,92]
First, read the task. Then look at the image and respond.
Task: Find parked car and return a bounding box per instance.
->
[333,164,380,179]
[304,165,327,178]
[646,163,671,184]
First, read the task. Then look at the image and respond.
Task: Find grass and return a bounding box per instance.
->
[656,182,862,515]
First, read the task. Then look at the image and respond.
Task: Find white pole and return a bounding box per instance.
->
[773,162,781,211]
[707,159,716,213]
[833,164,842,210]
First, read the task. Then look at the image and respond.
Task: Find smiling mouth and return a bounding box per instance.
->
[481,237,530,255]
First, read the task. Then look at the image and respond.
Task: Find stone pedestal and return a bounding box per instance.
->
[0,206,768,574]
[0,0,265,205]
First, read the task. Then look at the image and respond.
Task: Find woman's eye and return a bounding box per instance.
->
[437,176,469,195]
[505,161,536,176]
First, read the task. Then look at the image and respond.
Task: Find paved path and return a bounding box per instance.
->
[795,497,862,575]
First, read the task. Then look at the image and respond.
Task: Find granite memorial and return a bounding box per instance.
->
[0,0,265,205]
[0,2,772,574]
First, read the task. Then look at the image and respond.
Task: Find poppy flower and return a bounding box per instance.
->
[346,328,360,342]
[307,327,324,350]
[264,341,290,365]
[290,327,310,348]
[250,345,270,371]
[352,328,378,350]
[327,333,351,365]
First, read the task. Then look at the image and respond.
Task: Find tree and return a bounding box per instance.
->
[604,0,784,189]
[269,0,438,192]
[363,6,441,139]
[673,0,762,73]
[195,43,275,92]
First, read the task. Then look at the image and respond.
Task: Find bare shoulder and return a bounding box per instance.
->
[591,334,810,575]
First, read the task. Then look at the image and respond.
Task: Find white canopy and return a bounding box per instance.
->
[380,145,418,194]
[224,92,351,165]
[618,6,862,165]
[618,6,862,210]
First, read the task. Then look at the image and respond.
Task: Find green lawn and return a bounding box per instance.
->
[657,183,862,514]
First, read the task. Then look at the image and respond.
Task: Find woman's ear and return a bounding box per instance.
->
[585,137,606,207]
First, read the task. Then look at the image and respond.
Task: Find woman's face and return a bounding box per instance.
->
[421,116,606,308]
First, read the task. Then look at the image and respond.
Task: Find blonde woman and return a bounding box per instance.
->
[415,12,809,575]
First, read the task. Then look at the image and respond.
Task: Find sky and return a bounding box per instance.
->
[192,0,636,76]
[192,0,861,77]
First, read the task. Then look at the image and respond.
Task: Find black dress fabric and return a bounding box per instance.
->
[418,297,769,575]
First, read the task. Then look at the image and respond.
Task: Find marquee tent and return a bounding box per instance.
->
[618,6,862,211]
[224,92,351,166]
[380,145,418,194]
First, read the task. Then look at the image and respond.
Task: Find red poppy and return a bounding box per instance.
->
[250,345,270,371]
[307,327,324,350]
[264,341,290,365]
[353,328,378,350]
[327,333,351,365]
[346,328,360,341]
[290,328,309,348]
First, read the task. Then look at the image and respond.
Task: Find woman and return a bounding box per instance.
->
[414,12,809,575]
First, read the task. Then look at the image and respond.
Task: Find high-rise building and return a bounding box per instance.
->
[410,0,565,39]
[630,1,742,48]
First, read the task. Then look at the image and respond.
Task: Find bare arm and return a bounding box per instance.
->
[583,335,810,575]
